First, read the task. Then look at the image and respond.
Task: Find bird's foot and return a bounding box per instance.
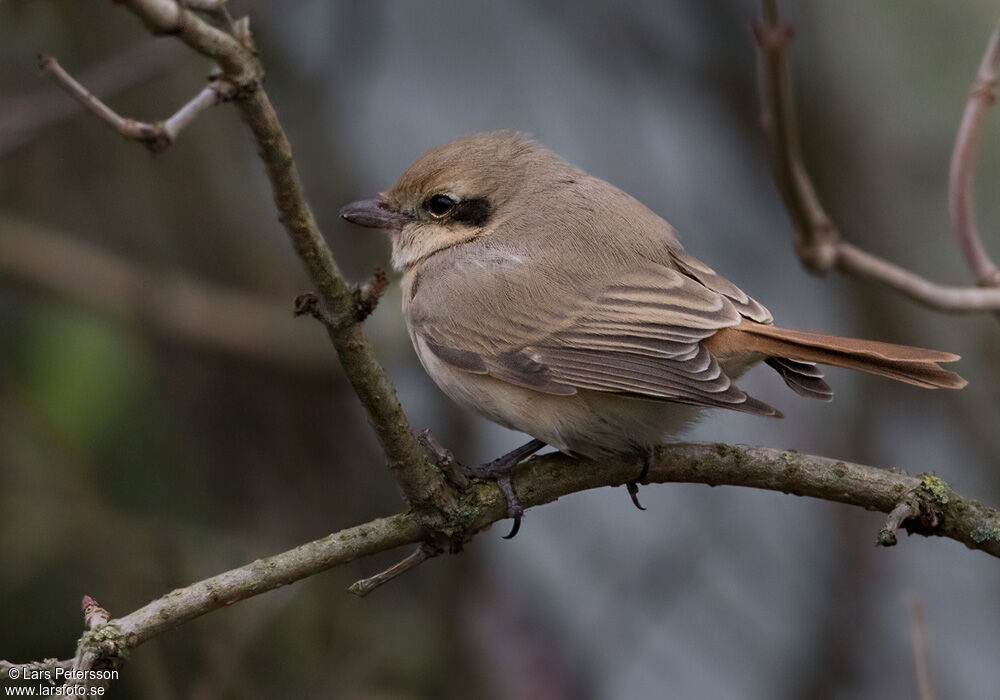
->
[626,454,651,511]
[465,439,545,539]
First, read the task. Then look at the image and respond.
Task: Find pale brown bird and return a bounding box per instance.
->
[341,131,965,536]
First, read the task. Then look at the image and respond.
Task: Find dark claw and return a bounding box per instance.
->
[626,454,651,511]
[496,474,524,539]
[503,516,522,539]
[626,481,647,511]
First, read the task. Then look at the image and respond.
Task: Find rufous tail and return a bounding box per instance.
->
[707,321,966,390]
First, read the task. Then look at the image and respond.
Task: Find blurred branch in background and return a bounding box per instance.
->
[0,40,181,158]
[907,594,938,700]
[755,0,1000,314]
[0,213,336,373]
[950,24,1000,289]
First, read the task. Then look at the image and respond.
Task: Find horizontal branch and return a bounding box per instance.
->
[14,442,997,681]
[755,0,1000,313]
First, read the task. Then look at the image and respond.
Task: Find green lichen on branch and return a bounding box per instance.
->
[917,474,952,505]
[971,525,1000,544]
[71,622,130,678]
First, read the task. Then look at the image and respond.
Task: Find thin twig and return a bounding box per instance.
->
[754,1,1000,313]
[1,41,179,157]
[354,267,390,322]
[161,83,229,139]
[348,545,435,597]
[62,596,117,692]
[836,243,1000,311]
[877,500,914,546]
[949,19,1000,288]
[38,56,145,139]
[907,594,938,700]
[81,595,111,630]
[38,56,233,154]
[292,267,390,327]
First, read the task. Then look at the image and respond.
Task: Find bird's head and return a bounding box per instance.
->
[340,131,574,270]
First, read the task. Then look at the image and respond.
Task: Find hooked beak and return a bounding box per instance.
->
[339,198,410,232]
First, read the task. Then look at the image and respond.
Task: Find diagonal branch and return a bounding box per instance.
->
[7,443,1000,684]
[104,0,454,520]
[348,545,436,598]
[754,0,1000,314]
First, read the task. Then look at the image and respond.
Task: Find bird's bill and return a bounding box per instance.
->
[339,198,409,231]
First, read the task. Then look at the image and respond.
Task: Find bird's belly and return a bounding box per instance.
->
[412,335,702,457]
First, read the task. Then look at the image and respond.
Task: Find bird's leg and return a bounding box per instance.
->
[465,439,546,539]
[626,452,651,511]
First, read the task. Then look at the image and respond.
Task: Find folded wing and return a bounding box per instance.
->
[411,255,783,417]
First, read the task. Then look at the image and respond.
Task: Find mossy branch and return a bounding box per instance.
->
[7,443,1000,685]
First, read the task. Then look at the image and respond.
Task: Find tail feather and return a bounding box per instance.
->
[765,357,834,400]
[709,322,967,391]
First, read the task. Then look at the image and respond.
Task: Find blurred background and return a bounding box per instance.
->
[2,1,999,698]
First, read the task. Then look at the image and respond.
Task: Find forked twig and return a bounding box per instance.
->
[38,55,234,154]
[755,0,1000,314]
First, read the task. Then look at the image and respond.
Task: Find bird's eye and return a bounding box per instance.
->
[425,194,457,218]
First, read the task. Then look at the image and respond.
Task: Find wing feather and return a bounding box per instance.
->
[412,257,779,415]
[672,249,773,323]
